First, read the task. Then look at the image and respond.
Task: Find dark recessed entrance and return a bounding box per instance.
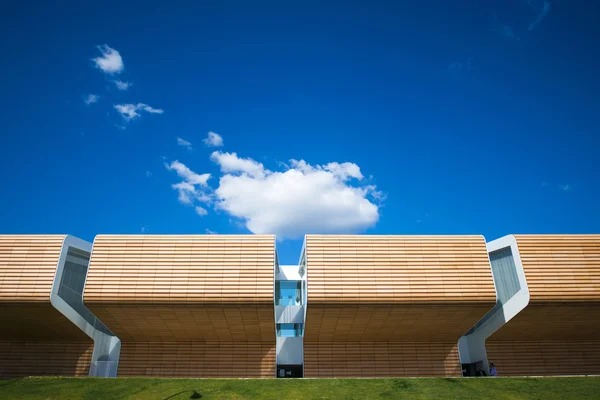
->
[277,364,303,378]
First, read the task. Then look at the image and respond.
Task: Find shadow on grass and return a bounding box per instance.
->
[163,389,202,399]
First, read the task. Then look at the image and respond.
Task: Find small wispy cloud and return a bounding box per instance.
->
[146,171,152,178]
[205,228,217,234]
[165,160,212,206]
[114,103,164,121]
[83,94,99,105]
[528,1,551,31]
[113,80,132,91]
[195,206,208,216]
[542,182,572,192]
[203,131,224,147]
[177,137,193,151]
[141,226,148,233]
[92,44,124,74]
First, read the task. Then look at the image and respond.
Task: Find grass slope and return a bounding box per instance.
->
[1,377,599,400]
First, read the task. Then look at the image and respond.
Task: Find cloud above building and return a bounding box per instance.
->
[164,142,383,239]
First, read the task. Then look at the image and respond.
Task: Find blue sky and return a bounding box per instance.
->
[0,0,598,263]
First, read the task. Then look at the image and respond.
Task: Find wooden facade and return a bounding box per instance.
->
[0,235,93,379]
[84,235,276,378]
[486,235,600,376]
[304,235,496,377]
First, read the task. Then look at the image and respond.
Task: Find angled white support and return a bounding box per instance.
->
[458,234,530,375]
[50,235,121,377]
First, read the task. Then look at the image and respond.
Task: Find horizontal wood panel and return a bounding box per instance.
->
[305,305,489,342]
[514,235,600,302]
[304,342,460,377]
[117,341,275,378]
[306,235,495,304]
[88,304,275,342]
[0,235,65,302]
[489,304,600,341]
[486,340,600,376]
[85,235,275,304]
[0,341,92,379]
[0,304,91,341]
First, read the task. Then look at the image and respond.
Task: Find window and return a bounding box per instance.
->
[277,323,304,337]
[489,246,521,304]
[275,281,302,306]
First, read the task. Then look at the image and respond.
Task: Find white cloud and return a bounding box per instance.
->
[558,184,571,191]
[165,160,212,207]
[114,103,164,121]
[212,157,381,239]
[166,160,210,186]
[92,44,124,74]
[141,104,163,114]
[205,228,217,234]
[165,151,383,239]
[83,94,99,105]
[323,162,363,181]
[211,151,265,178]
[113,80,131,90]
[203,131,224,147]
[195,206,208,216]
[141,226,148,233]
[177,137,193,150]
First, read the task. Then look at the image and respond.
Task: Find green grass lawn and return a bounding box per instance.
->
[1,377,599,400]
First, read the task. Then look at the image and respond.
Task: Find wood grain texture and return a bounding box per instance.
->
[306,235,496,304]
[304,342,461,377]
[0,235,66,302]
[85,235,275,304]
[306,305,491,342]
[304,235,495,377]
[486,340,600,376]
[513,234,600,302]
[118,342,275,377]
[487,235,600,375]
[85,235,276,378]
[0,341,92,379]
[0,235,93,379]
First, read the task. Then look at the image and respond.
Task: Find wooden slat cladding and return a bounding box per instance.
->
[486,235,600,376]
[304,235,494,377]
[85,235,275,304]
[85,235,276,377]
[0,235,94,379]
[91,305,274,342]
[486,340,600,376]
[0,235,65,302]
[118,342,275,378]
[306,305,491,342]
[0,304,91,341]
[0,341,92,379]
[513,234,600,302]
[489,305,600,341]
[306,235,495,304]
[304,342,461,377]
[489,235,600,340]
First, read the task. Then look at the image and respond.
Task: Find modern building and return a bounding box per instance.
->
[0,233,598,379]
[302,235,496,377]
[0,235,119,379]
[459,234,600,376]
[83,235,276,378]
